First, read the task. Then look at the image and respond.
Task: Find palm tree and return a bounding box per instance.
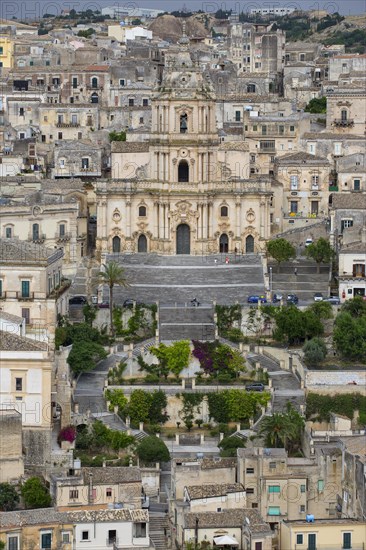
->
[98,261,129,335]
[259,413,295,449]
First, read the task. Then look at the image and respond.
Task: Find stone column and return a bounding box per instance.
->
[236,200,241,239]
[159,202,164,239]
[154,202,159,239]
[203,203,208,239]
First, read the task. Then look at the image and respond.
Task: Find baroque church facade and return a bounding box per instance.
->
[96,38,272,257]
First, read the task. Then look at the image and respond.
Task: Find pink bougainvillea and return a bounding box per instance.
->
[57,425,76,445]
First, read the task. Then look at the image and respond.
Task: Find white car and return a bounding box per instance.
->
[313,293,323,302]
[305,238,313,247]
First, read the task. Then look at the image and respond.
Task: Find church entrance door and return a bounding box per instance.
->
[176,224,190,254]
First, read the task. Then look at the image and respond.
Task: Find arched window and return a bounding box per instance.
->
[178,160,189,183]
[180,113,188,134]
[91,93,99,104]
[32,223,39,241]
[341,109,348,121]
[91,77,98,88]
[220,206,228,217]
[138,206,147,217]
[112,236,121,253]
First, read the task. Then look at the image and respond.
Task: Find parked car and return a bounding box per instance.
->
[305,238,313,247]
[246,383,265,392]
[313,292,324,302]
[272,293,283,303]
[286,294,299,305]
[123,299,143,308]
[69,295,87,305]
[247,295,267,304]
[324,296,340,305]
[98,301,110,309]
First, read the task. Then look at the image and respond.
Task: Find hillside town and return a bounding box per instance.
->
[0,4,365,550]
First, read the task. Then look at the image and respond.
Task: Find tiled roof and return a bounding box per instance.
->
[186,483,245,500]
[201,457,237,469]
[111,142,150,153]
[0,311,23,324]
[303,133,364,140]
[275,152,329,165]
[0,239,63,264]
[219,142,249,151]
[81,467,141,484]
[331,194,366,210]
[0,331,48,351]
[184,509,271,534]
[0,507,149,529]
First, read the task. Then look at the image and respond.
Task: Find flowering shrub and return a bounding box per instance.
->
[58,425,76,445]
[192,340,245,378]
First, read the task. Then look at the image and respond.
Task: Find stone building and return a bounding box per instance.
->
[325,84,366,136]
[274,152,331,229]
[181,509,272,550]
[237,446,343,524]
[0,239,69,341]
[0,409,24,482]
[339,436,366,519]
[96,39,272,257]
[0,507,151,550]
[336,152,366,193]
[279,518,366,550]
[0,330,53,468]
[50,466,143,510]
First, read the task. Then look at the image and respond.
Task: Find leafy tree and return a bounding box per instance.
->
[150,341,190,377]
[67,340,107,375]
[333,312,366,362]
[136,436,170,463]
[109,130,126,142]
[77,28,94,38]
[304,96,327,114]
[341,296,366,318]
[307,301,333,320]
[128,390,152,424]
[260,413,293,448]
[303,337,327,366]
[99,262,129,335]
[179,393,203,431]
[273,306,323,345]
[267,239,296,272]
[83,303,97,326]
[21,477,51,509]
[149,390,169,424]
[306,238,334,272]
[218,435,245,457]
[207,391,230,423]
[105,389,128,416]
[0,483,19,511]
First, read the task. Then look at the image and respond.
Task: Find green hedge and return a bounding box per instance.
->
[306,393,366,424]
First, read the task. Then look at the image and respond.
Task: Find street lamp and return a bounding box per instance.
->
[269,267,273,295]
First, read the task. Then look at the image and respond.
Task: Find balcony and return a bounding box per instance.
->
[55,232,71,242]
[17,291,35,301]
[29,234,46,244]
[56,122,80,128]
[48,278,71,299]
[329,185,339,192]
[105,537,118,546]
[333,118,354,127]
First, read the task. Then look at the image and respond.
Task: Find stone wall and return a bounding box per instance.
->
[305,370,365,386]
[23,428,51,468]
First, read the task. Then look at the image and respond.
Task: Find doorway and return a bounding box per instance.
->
[246,235,254,253]
[176,224,190,254]
[138,234,147,253]
[219,233,229,253]
[112,236,121,253]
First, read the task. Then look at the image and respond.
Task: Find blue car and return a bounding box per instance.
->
[286,294,299,305]
[247,295,267,304]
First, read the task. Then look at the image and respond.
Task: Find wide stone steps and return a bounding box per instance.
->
[104,253,265,306]
[149,515,169,550]
[159,305,215,342]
